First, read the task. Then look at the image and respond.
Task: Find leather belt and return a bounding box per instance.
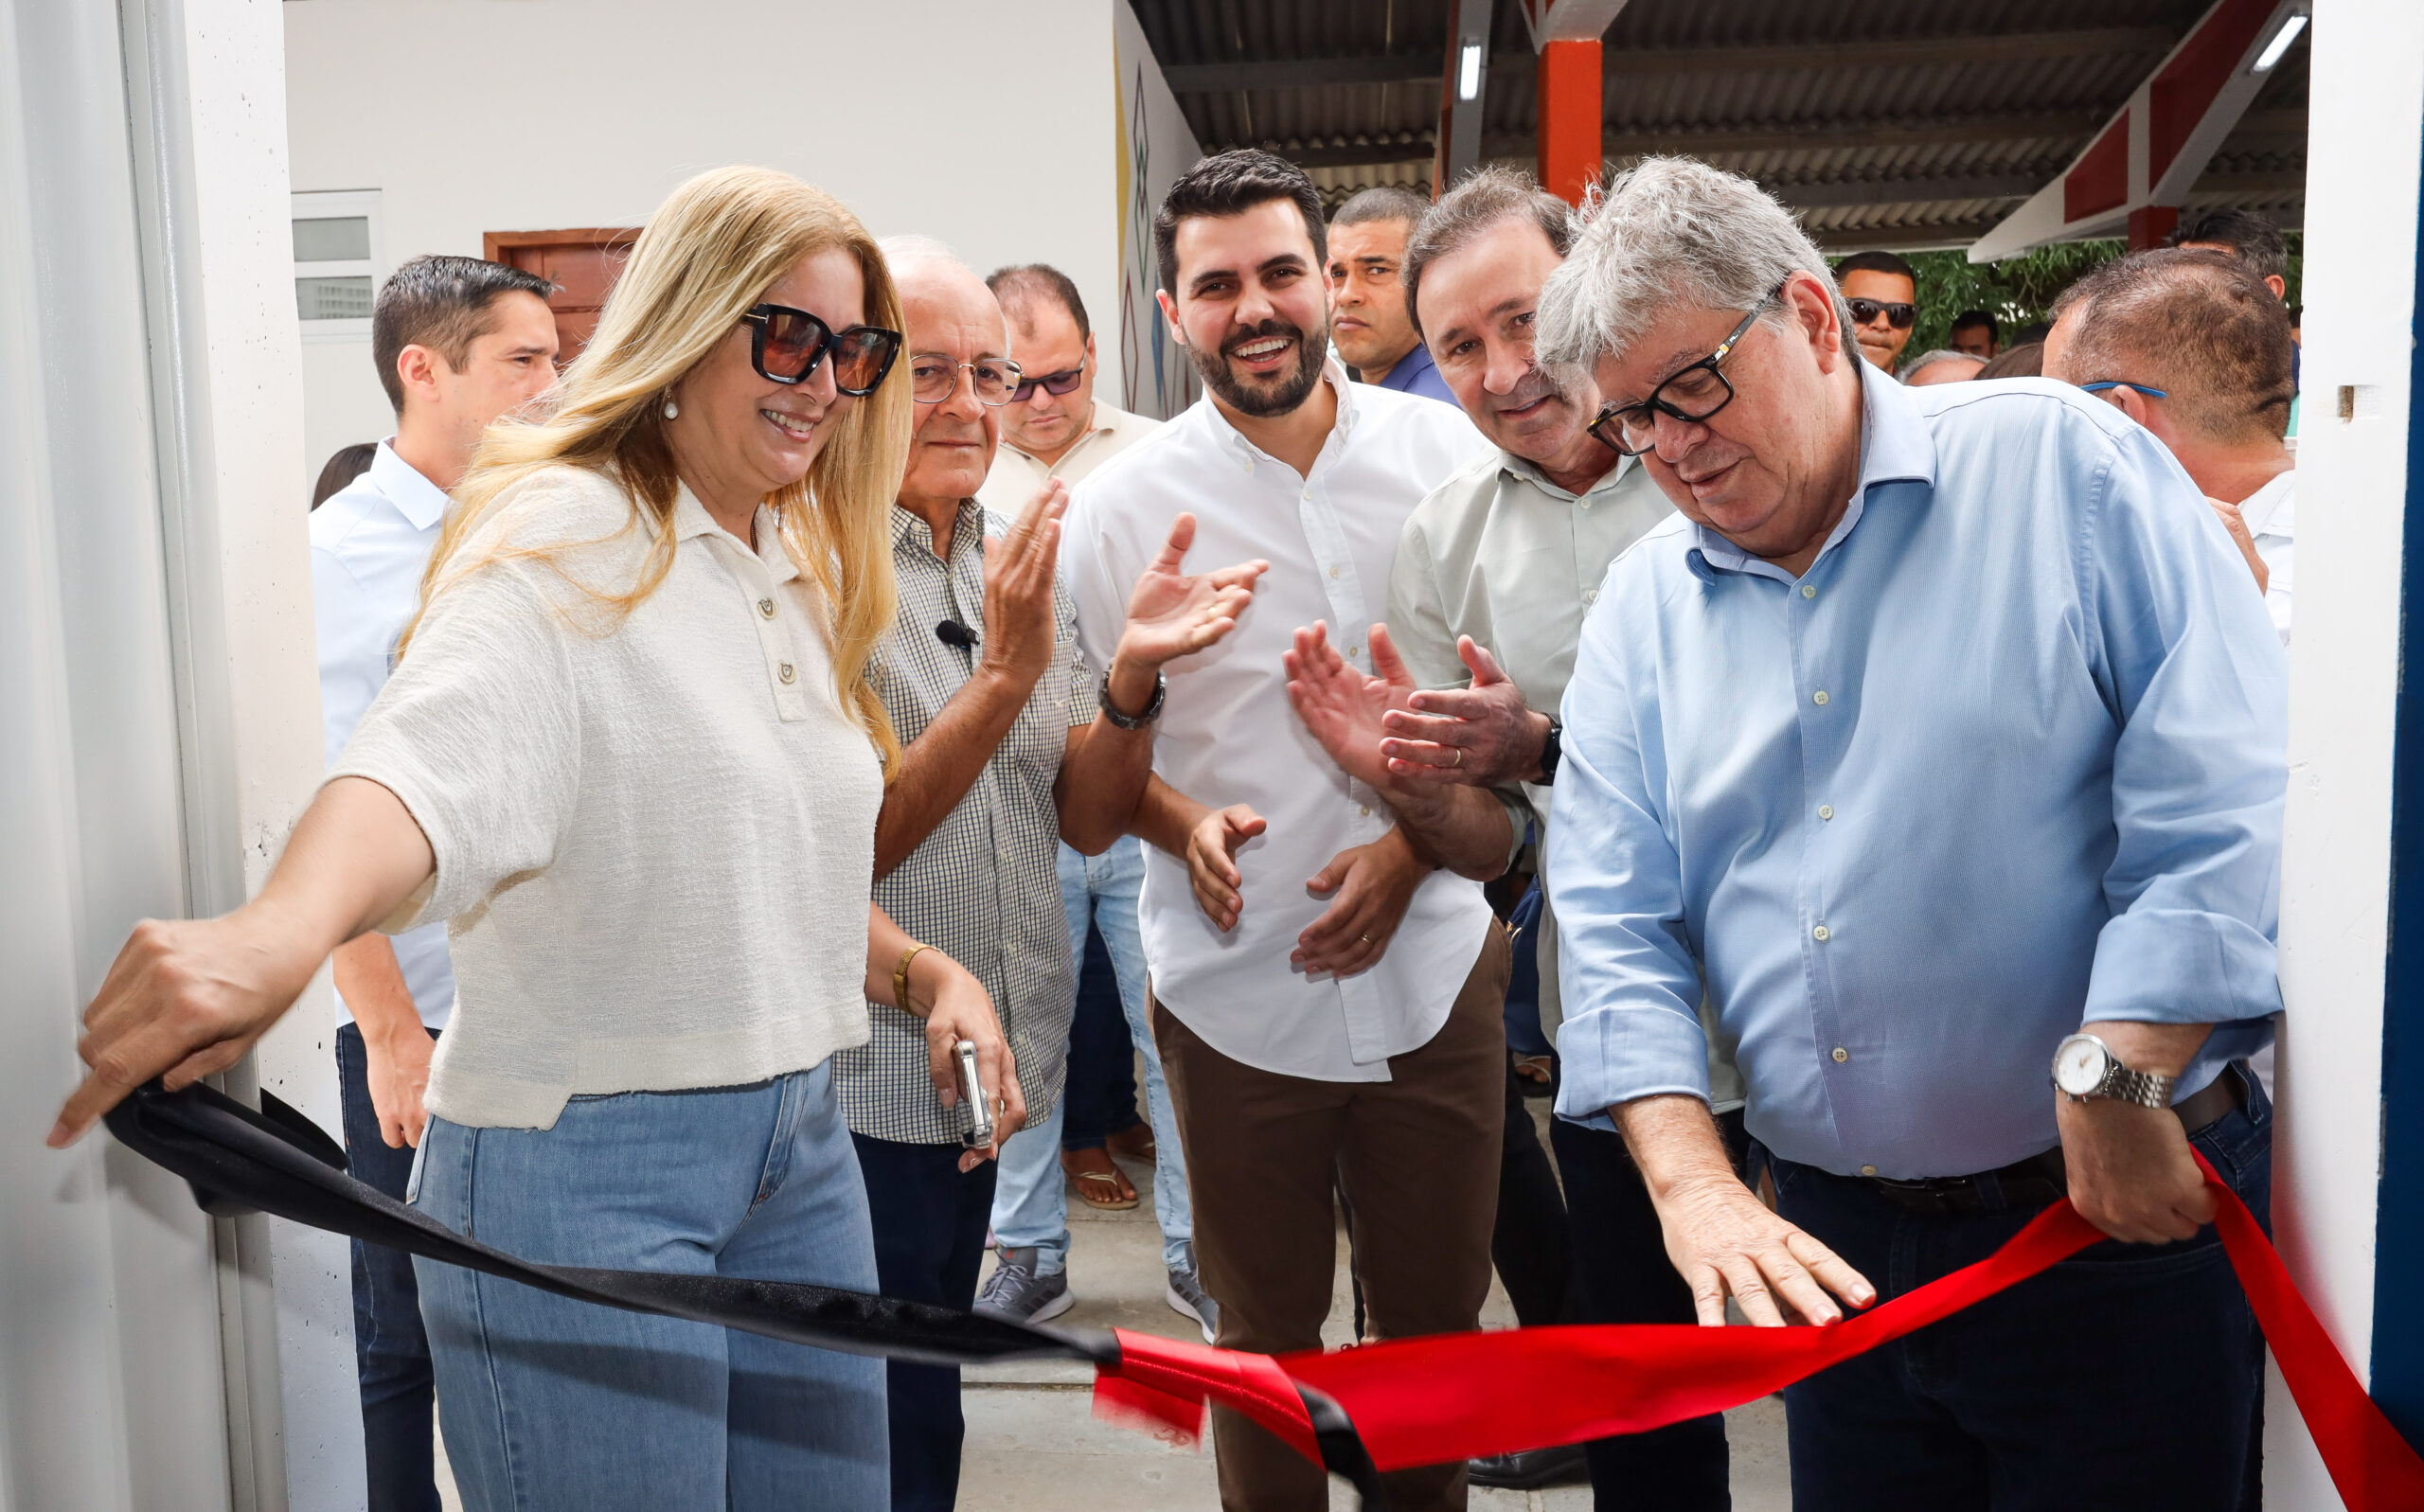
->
[1863,1061,2249,1217]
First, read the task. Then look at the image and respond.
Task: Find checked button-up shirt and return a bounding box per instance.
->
[833,499,1094,1145]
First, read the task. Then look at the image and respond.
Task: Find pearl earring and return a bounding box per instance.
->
[662,392,679,420]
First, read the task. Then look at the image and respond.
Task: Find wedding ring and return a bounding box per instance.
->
[1453,748,1465,769]
[1360,934,1374,944]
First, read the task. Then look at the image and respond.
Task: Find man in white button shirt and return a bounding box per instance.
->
[1287,167,1743,1508]
[309,254,556,1512]
[2044,247,2297,645]
[1063,150,1500,1512]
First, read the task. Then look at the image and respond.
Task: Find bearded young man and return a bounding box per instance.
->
[1061,150,1499,1512]
[1282,166,1742,1508]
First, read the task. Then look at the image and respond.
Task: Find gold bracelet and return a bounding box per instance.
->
[893,944,933,1013]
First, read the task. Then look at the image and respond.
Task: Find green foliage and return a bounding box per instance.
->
[1838,230,2305,362]
[1898,241,2124,358]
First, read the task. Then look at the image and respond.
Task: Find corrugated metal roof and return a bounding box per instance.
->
[1129,0,2307,245]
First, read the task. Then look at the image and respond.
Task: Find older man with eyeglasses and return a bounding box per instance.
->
[1537,160,2286,1510]
[840,238,1264,1512]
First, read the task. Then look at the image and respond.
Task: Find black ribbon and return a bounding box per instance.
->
[104,1079,1387,1506]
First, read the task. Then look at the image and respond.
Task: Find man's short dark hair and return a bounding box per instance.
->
[2053,247,2295,443]
[1330,186,1431,233]
[371,254,556,414]
[1152,149,1328,298]
[987,262,1090,344]
[2167,209,2289,286]
[1834,250,1918,288]
[311,440,378,511]
[1951,309,1999,342]
[1401,167,1577,338]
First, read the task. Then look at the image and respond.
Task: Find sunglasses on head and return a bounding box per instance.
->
[1011,364,1085,401]
[1846,297,1916,330]
[739,303,902,396]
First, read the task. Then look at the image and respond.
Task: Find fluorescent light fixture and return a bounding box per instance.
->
[2252,11,2307,72]
[1457,42,1484,100]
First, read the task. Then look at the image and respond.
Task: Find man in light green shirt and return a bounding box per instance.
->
[1282,167,1741,1509]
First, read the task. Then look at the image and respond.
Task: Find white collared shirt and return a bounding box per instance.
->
[2237,469,2294,645]
[310,440,456,1031]
[332,466,885,1129]
[1063,365,1497,1081]
[974,400,1161,514]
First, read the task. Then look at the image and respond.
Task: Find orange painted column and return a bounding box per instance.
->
[1537,38,1603,207]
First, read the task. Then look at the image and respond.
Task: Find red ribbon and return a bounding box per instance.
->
[1093,1157,2424,1508]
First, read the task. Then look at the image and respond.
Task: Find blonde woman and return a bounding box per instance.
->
[50,168,1015,1508]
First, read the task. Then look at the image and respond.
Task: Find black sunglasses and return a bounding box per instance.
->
[1587,287,1777,458]
[1010,365,1086,401]
[1845,296,1916,330]
[739,303,902,396]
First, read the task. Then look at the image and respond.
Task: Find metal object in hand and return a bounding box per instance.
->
[954,1039,994,1149]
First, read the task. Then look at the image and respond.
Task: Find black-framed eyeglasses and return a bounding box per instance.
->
[2080,380,2169,400]
[908,356,1025,406]
[1011,363,1086,401]
[1587,288,1778,458]
[739,303,902,396]
[1845,297,1916,330]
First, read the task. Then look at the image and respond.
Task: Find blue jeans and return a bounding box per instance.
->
[1771,1066,2272,1512]
[336,1023,440,1512]
[989,839,1192,1273]
[852,1133,997,1512]
[410,1064,888,1511]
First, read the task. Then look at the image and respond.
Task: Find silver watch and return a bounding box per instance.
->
[2050,1033,2176,1109]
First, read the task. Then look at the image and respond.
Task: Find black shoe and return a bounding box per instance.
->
[1468,1443,1589,1489]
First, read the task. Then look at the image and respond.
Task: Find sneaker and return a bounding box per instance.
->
[1467,1444,1588,1489]
[974,1248,1073,1325]
[1164,1263,1220,1343]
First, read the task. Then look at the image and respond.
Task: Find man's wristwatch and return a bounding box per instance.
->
[1537,717,1564,785]
[1099,666,1167,729]
[2050,1033,2176,1109]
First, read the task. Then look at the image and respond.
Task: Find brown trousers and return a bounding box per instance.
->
[1151,925,1510,1512]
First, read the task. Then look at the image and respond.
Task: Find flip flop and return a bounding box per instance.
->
[1060,1146,1140,1209]
[1106,1123,1157,1165]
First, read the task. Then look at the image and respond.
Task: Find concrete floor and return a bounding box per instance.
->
[435,1107,1794,1509]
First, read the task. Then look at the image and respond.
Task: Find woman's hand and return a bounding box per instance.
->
[909,952,1026,1173]
[50,903,325,1147]
[51,775,437,1147]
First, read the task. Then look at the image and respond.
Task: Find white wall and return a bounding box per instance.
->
[5,0,359,1506]
[1111,0,1202,420]
[2266,1,2423,1503]
[284,0,1187,477]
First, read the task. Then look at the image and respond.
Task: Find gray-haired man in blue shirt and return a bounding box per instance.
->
[1536,158,2286,1510]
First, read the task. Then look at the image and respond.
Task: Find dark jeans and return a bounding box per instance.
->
[1771,1068,2272,1512]
[1550,1110,1742,1512]
[334,1021,442,1512]
[852,1132,999,1512]
[1490,1058,1570,1328]
[1060,920,1142,1150]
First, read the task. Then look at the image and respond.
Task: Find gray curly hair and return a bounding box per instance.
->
[1536,157,1859,372]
